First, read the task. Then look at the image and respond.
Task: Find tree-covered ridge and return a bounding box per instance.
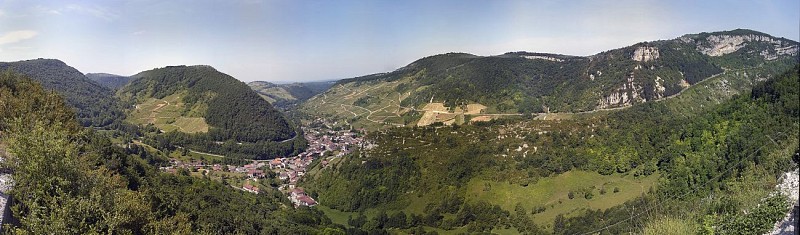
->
[306,29,798,117]
[0,71,342,234]
[117,65,304,159]
[304,66,798,233]
[86,73,132,90]
[248,80,335,108]
[122,65,294,142]
[0,59,125,128]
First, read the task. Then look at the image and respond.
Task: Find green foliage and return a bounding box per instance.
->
[249,80,335,108]
[313,152,419,211]
[715,194,789,234]
[120,65,303,159]
[0,59,126,128]
[86,73,132,90]
[304,65,799,233]
[0,71,337,233]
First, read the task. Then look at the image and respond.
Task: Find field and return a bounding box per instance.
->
[314,170,659,234]
[300,76,517,130]
[300,80,410,129]
[465,170,660,228]
[127,93,210,133]
[465,103,486,114]
[250,83,297,103]
[469,115,493,122]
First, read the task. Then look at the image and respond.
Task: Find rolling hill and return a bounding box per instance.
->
[0,59,125,127]
[248,80,335,108]
[300,29,799,129]
[86,73,132,89]
[118,65,303,159]
[302,65,799,234]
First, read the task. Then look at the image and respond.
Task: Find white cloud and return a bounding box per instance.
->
[0,9,5,17]
[132,30,146,36]
[0,30,38,45]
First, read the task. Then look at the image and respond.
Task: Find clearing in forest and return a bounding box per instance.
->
[127,93,210,133]
[465,170,660,227]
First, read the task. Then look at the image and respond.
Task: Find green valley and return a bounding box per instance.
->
[299,63,799,233]
[0,16,797,235]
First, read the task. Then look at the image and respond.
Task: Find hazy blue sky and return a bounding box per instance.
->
[1,0,798,82]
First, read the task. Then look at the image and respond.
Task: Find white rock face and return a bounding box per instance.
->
[0,173,11,230]
[597,74,646,109]
[522,55,564,62]
[697,34,799,58]
[632,47,659,62]
[767,168,799,235]
[654,76,666,99]
[776,169,799,203]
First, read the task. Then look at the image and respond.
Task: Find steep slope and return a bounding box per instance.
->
[0,59,125,127]
[300,29,798,129]
[0,70,339,234]
[303,66,799,234]
[118,65,302,159]
[248,80,335,107]
[86,73,132,89]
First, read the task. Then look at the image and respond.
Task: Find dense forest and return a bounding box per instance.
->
[0,59,126,128]
[249,80,336,108]
[0,70,343,234]
[119,65,303,159]
[304,66,799,233]
[86,73,132,90]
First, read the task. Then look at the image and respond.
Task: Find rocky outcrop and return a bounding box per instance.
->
[632,47,659,62]
[691,34,799,59]
[0,170,11,233]
[597,74,646,109]
[522,55,564,62]
[653,76,666,99]
[767,169,798,235]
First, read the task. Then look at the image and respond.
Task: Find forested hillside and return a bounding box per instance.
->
[0,70,342,234]
[303,66,799,234]
[118,65,303,159]
[86,73,132,89]
[249,80,335,108]
[301,29,799,129]
[0,59,125,127]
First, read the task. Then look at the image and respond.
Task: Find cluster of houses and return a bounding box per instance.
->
[289,188,317,207]
[303,125,364,158]
[158,119,367,208]
[269,156,312,185]
[160,159,205,173]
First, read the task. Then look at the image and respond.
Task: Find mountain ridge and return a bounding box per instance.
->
[248,80,335,108]
[300,29,798,128]
[0,58,125,127]
[86,72,132,89]
[118,65,304,159]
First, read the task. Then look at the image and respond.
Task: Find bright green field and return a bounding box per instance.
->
[127,93,210,133]
[315,170,659,234]
[465,170,660,228]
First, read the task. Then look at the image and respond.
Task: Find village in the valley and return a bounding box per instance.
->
[158,118,366,208]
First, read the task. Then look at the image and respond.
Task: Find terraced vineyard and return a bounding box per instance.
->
[300,78,520,129]
[126,92,210,133]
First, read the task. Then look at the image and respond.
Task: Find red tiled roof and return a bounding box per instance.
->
[298,195,317,205]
